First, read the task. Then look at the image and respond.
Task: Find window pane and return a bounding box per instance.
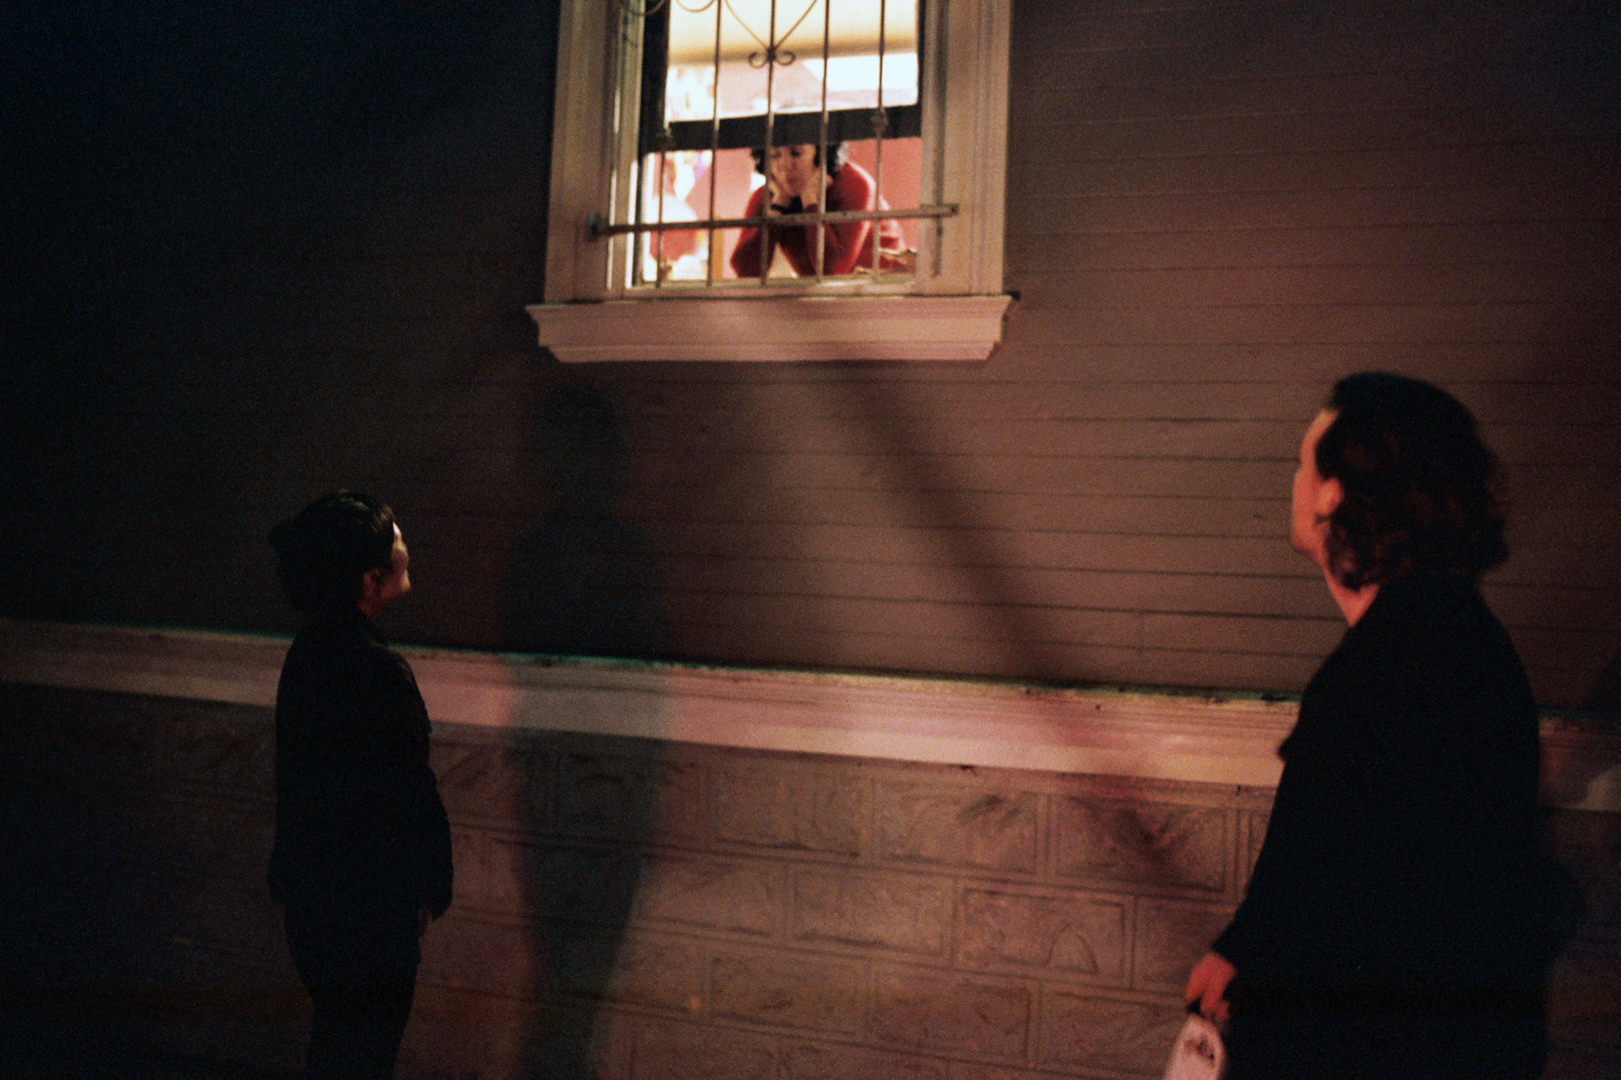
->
[633,1,927,287]
[729,137,920,280]
[636,138,921,283]
[637,148,725,283]
[665,0,919,122]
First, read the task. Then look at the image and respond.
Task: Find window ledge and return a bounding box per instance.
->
[527,293,1013,362]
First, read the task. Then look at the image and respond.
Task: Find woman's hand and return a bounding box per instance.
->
[795,168,825,209]
[1184,951,1236,1022]
[765,175,791,211]
[768,167,824,209]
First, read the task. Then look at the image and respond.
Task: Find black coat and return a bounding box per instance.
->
[269,609,453,919]
[1212,578,1575,1076]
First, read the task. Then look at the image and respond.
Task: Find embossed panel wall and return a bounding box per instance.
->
[6,682,1618,1079]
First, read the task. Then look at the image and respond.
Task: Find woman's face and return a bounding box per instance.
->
[1290,409,1342,569]
[768,144,818,198]
[360,524,411,616]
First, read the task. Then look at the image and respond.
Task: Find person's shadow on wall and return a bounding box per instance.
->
[502,383,668,1079]
[503,384,664,659]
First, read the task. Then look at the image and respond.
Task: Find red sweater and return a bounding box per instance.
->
[730,160,907,278]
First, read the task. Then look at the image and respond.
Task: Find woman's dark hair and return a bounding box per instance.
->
[1317,372,1507,589]
[750,140,850,177]
[268,491,397,613]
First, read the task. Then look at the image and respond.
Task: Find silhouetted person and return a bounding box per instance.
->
[1184,373,1581,1079]
[268,492,453,1080]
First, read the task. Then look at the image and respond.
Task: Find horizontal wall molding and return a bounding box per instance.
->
[2,618,1616,810]
[527,294,1014,362]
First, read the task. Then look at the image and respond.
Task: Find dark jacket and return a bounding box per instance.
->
[269,608,452,919]
[1214,578,1568,995]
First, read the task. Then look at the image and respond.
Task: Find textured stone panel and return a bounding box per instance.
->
[1548,943,1621,1076]
[447,827,490,908]
[957,886,1127,982]
[637,855,780,936]
[1133,899,1235,991]
[1552,808,1621,950]
[484,834,540,912]
[167,874,283,962]
[420,913,536,997]
[783,1039,952,1080]
[167,711,274,795]
[431,738,528,827]
[948,1065,1049,1080]
[1242,809,1270,892]
[558,748,706,847]
[522,843,643,925]
[1041,990,1184,1075]
[629,1018,779,1080]
[73,695,172,782]
[1055,796,1228,894]
[514,998,632,1080]
[713,760,867,856]
[877,782,1039,873]
[402,985,535,1080]
[794,868,951,955]
[871,967,1032,1058]
[142,793,273,878]
[548,931,705,1012]
[710,948,865,1034]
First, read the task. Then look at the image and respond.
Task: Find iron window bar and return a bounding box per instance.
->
[628,0,923,287]
[590,203,956,239]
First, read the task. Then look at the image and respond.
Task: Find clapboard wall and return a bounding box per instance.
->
[2,0,1618,709]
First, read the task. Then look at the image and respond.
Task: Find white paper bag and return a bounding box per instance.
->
[1162,1012,1226,1080]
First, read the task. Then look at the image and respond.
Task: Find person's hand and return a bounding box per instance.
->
[768,167,823,208]
[766,174,789,211]
[1184,951,1236,1023]
[797,168,825,209]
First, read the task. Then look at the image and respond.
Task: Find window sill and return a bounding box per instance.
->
[526,293,1014,363]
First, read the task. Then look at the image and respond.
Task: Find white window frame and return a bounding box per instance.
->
[528,0,1012,362]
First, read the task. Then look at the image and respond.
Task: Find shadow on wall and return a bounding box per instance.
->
[509,730,677,1080]
[499,384,670,1077]
[1586,650,1621,723]
[504,385,666,659]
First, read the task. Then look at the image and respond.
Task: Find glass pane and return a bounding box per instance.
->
[636,146,758,283]
[637,139,924,283]
[665,0,919,122]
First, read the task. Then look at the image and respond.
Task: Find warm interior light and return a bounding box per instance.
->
[666,0,918,66]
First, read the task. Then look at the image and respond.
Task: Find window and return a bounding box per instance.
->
[530,0,1011,361]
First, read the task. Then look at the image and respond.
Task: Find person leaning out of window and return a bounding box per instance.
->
[730,141,911,278]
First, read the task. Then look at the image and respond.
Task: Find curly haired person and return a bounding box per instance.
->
[1184,374,1581,1079]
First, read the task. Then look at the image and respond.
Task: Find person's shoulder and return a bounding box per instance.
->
[834,160,875,191]
[289,610,401,666]
[1379,577,1533,705]
[1377,577,1507,648]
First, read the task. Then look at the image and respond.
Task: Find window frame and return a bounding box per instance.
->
[530,0,1011,362]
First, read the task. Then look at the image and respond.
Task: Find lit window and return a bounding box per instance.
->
[532,0,1012,361]
[635,0,923,286]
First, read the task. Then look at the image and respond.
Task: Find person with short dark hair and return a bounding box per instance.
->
[268,492,453,1080]
[729,141,909,278]
[1183,374,1580,1079]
